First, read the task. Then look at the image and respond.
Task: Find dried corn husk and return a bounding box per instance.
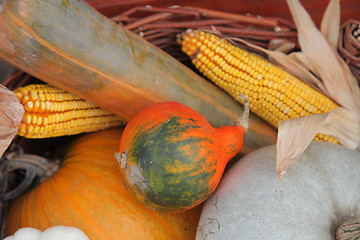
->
[0,84,24,158]
[225,0,360,179]
[275,0,360,179]
[286,0,360,114]
[320,0,340,48]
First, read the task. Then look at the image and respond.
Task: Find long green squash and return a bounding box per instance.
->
[0,0,276,153]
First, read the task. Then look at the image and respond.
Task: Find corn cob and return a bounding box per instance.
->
[14,84,126,138]
[178,29,339,143]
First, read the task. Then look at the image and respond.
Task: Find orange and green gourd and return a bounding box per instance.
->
[116,102,245,212]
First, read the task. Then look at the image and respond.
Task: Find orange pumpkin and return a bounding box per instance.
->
[4,128,201,240]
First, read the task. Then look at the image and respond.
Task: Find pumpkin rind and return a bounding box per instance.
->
[119,102,244,212]
[196,141,360,240]
[4,129,201,240]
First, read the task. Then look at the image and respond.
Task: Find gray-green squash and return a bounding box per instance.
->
[197,141,360,240]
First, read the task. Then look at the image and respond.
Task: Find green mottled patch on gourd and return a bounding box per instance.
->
[125,116,218,211]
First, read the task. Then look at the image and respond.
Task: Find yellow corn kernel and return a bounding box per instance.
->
[15,84,126,138]
[178,30,339,143]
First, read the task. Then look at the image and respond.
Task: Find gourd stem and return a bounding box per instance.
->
[235,94,249,131]
[336,219,360,240]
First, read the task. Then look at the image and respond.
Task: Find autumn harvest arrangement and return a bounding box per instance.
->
[0,0,359,239]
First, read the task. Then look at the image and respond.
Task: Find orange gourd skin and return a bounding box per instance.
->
[118,102,244,212]
[4,129,201,240]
